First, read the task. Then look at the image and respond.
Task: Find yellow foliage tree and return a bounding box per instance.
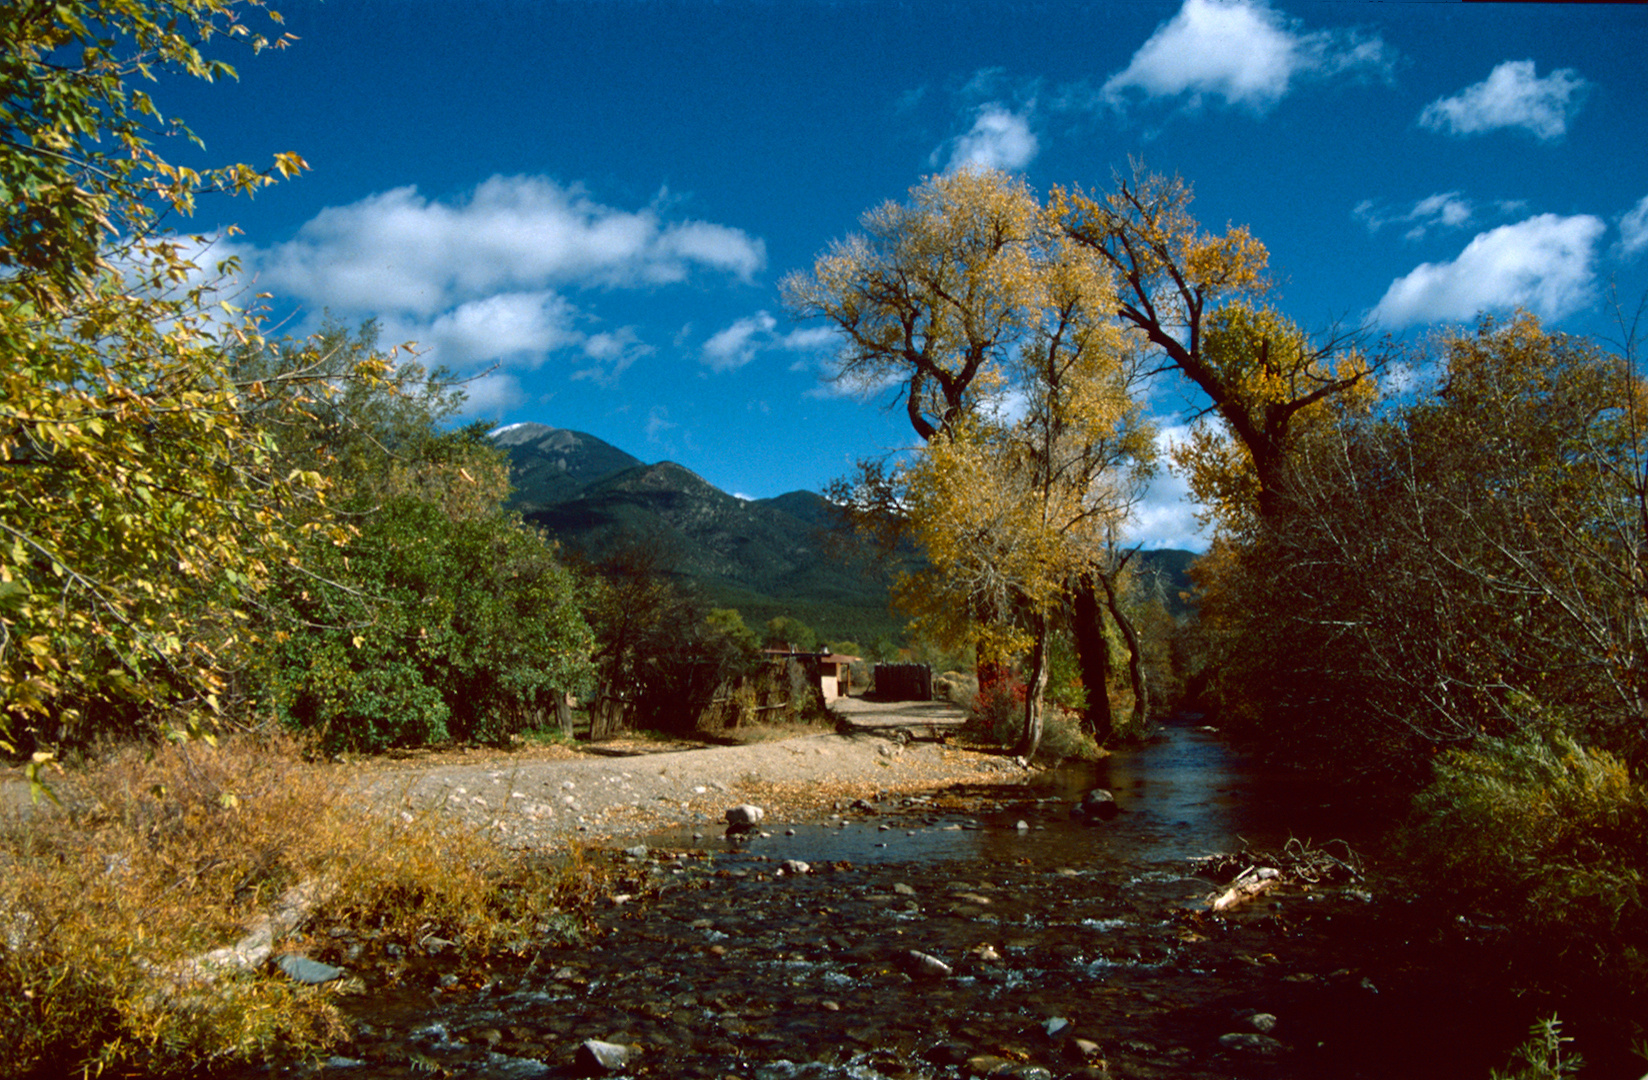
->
[791,171,1155,756]
[1055,163,1380,520]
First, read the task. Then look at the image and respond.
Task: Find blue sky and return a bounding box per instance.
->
[164,0,1647,549]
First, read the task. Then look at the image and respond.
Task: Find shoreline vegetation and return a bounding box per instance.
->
[0,731,634,1076]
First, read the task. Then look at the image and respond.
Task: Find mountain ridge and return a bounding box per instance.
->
[491,423,1195,643]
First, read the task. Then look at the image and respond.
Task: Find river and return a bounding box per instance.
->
[241,717,1616,1080]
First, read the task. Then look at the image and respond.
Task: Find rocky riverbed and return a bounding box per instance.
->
[220,717,1600,1080]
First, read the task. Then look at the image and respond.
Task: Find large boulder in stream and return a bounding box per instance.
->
[1072,788,1120,822]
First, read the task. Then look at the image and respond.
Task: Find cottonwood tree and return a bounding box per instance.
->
[0,0,321,755]
[1054,163,1379,521]
[1207,313,1648,771]
[789,171,1154,755]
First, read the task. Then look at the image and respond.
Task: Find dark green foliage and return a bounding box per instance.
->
[241,328,596,752]
[263,497,594,751]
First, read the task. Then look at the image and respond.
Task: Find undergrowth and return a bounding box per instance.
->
[0,731,616,1078]
[965,678,1099,761]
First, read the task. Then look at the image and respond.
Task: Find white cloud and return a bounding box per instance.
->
[233,174,764,390]
[1123,425,1208,552]
[1372,213,1605,327]
[701,312,839,375]
[702,311,778,372]
[255,175,764,318]
[1418,60,1587,141]
[1102,0,1393,113]
[1353,191,1474,240]
[938,103,1039,172]
[459,371,527,417]
[644,406,677,444]
[571,328,652,385]
[1619,195,1648,258]
[425,291,579,366]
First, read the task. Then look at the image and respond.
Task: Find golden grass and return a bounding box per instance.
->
[0,731,614,1078]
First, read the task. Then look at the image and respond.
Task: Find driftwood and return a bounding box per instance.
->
[1193,837,1364,913]
[1209,866,1281,912]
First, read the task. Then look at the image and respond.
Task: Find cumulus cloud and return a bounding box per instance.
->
[424,291,579,367]
[1353,191,1475,241]
[1418,60,1587,141]
[255,175,764,317]
[1372,213,1605,327]
[937,103,1040,172]
[231,175,765,403]
[1102,0,1393,113]
[1619,195,1648,258]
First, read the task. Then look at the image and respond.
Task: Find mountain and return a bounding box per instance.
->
[490,423,644,512]
[494,425,902,643]
[491,423,1199,642]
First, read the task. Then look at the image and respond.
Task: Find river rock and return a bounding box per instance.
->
[905,949,953,978]
[1071,788,1120,821]
[575,1038,638,1073]
[922,1042,973,1067]
[273,954,344,985]
[780,859,811,875]
[1248,1011,1279,1033]
[1218,1031,1284,1054]
[725,804,764,830]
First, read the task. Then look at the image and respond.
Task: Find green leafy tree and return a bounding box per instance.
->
[764,615,818,652]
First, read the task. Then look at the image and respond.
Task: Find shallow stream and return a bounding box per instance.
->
[241,719,1599,1080]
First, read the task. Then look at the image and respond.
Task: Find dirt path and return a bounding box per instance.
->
[342,697,1029,847]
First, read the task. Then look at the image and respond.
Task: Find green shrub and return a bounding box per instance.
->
[1400,725,1648,1000]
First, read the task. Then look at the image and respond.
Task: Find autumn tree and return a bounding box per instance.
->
[0,0,321,755]
[1054,163,1379,521]
[788,170,1154,755]
[1236,314,1647,766]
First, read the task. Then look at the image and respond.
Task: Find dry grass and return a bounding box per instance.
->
[0,731,616,1078]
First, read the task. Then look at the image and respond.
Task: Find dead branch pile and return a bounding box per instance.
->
[1191,836,1364,912]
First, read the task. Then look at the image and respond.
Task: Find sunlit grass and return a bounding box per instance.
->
[0,730,616,1078]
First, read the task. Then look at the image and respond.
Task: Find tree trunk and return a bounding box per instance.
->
[1070,572,1115,744]
[1099,571,1150,731]
[554,691,574,738]
[1016,619,1051,759]
[588,696,625,742]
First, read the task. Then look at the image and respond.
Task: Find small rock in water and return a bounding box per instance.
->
[1218,1032,1284,1055]
[893,883,917,896]
[1043,1016,1071,1040]
[922,1043,972,1067]
[1248,1012,1279,1033]
[1016,819,1030,832]
[725,804,764,830]
[1072,788,1120,822]
[905,949,953,978]
[779,859,811,875]
[623,844,648,860]
[273,954,344,985]
[574,1038,637,1074]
